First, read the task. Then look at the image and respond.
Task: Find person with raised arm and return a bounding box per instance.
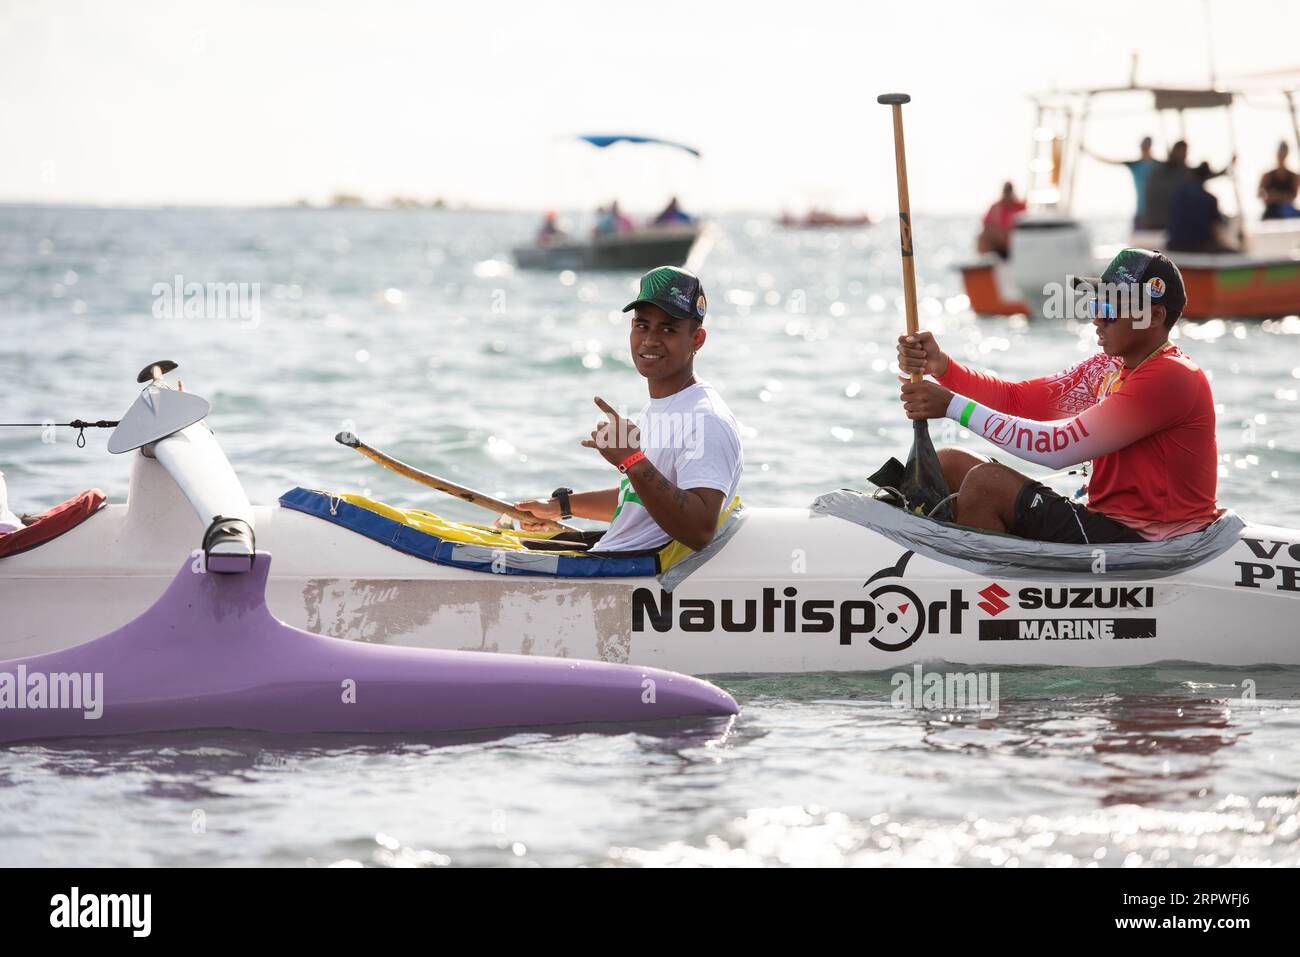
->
[515,266,742,556]
[1084,135,1160,228]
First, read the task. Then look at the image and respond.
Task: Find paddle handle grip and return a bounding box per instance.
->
[880,94,923,384]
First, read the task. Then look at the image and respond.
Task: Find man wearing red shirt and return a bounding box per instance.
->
[977,181,1027,259]
[898,248,1219,544]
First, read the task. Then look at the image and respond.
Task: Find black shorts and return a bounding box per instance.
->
[519,529,605,552]
[1010,481,1146,545]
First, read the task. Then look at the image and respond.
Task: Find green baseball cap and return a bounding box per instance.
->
[622,266,708,322]
[1072,247,1188,322]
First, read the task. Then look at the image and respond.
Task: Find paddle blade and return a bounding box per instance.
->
[899,420,952,520]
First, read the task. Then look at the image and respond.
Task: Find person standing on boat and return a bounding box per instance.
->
[1085,136,1160,228]
[537,211,564,244]
[896,248,1218,545]
[651,196,694,227]
[595,201,635,236]
[1143,141,1234,231]
[514,266,743,554]
[1167,163,1234,253]
[1258,141,1300,220]
[976,182,1025,259]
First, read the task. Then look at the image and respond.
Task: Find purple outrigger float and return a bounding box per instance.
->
[0,553,737,745]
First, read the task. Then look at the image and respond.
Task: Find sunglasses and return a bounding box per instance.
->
[1084,298,1119,322]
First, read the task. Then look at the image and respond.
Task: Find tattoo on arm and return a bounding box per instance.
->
[633,460,695,513]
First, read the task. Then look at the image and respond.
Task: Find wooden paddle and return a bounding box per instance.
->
[877,93,952,517]
[878,94,923,378]
[335,431,579,533]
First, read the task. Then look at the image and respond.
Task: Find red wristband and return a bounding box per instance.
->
[617,450,646,473]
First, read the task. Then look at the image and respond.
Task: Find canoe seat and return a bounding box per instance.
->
[280,487,744,581]
[280,487,660,578]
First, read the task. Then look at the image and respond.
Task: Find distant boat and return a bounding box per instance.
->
[513,224,702,271]
[513,133,707,271]
[959,80,1300,319]
[778,210,875,229]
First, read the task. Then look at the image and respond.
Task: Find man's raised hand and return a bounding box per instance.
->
[581,396,641,467]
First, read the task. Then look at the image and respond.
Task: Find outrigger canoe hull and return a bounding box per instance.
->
[4,450,1299,673]
[0,552,737,745]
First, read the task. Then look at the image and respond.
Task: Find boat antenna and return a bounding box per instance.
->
[1225,97,1248,247]
[1203,0,1218,88]
[1199,3,1248,245]
[1287,90,1300,164]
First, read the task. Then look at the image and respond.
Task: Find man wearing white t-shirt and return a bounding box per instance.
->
[515,266,743,555]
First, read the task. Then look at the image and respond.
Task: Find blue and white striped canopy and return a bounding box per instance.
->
[576,134,701,158]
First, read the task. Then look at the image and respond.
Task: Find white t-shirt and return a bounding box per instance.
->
[0,471,23,534]
[593,381,743,554]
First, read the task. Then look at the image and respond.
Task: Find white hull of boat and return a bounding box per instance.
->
[4,450,1299,673]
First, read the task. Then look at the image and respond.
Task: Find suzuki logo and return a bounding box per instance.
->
[978,583,1010,616]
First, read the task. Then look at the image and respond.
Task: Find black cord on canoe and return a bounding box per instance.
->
[0,419,119,448]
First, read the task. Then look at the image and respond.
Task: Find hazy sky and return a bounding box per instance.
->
[2,0,1298,214]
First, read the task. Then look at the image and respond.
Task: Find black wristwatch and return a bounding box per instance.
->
[552,486,574,520]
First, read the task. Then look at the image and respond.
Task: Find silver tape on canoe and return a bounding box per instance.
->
[812,489,1245,581]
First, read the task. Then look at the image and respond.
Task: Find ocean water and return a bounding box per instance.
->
[1,206,1298,867]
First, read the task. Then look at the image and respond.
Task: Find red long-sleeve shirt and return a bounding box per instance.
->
[938,347,1220,540]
